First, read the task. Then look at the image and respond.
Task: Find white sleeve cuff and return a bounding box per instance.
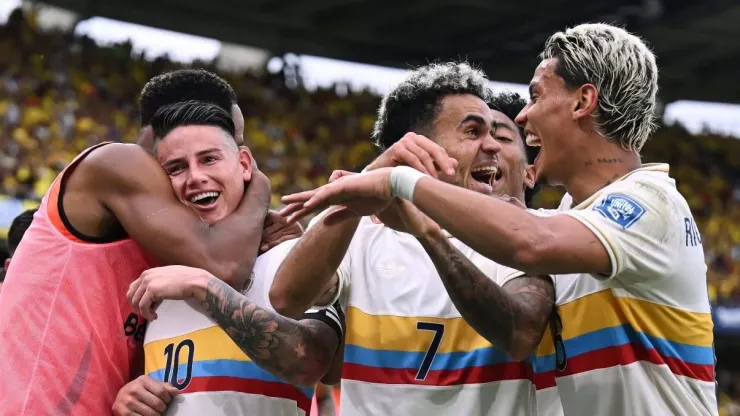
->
[311,269,347,310]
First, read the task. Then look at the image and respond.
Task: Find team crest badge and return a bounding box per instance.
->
[593,194,646,229]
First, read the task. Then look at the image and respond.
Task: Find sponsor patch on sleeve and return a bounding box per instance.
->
[593,194,646,229]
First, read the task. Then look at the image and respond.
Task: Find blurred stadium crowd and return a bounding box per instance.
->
[2,8,740,414]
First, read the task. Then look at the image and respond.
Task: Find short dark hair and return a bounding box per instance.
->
[151,100,236,146]
[488,91,541,207]
[8,208,37,257]
[372,62,493,150]
[139,69,237,126]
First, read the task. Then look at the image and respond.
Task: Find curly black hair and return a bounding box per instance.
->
[372,62,493,150]
[139,69,237,126]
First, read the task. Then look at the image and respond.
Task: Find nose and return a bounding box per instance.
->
[515,103,529,128]
[186,166,209,187]
[482,133,503,154]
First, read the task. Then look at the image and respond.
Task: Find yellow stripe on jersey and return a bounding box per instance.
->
[346,307,494,353]
[536,290,713,356]
[144,326,249,375]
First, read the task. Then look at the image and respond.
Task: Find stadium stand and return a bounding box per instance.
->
[2,8,740,414]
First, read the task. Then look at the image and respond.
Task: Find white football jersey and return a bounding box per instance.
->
[314,215,539,416]
[144,241,343,416]
[533,164,717,416]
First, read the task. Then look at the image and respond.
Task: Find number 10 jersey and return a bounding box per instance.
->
[328,217,538,416]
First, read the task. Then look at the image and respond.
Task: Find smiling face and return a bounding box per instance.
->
[156,125,252,224]
[515,58,581,185]
[431,94,502,196]
[489,109,536,202]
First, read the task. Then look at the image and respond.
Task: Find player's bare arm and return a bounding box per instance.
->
[271,138,456,317]
[78,143,270,287]
[282,167,611,277]
[129,266,341,387]
[419,229,553,360]
[270,207,358,318]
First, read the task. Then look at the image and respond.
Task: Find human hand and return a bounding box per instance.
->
[280,168,395,224]
[365,132,457,178]
[260,210,304,253]
[128,265,212,320]
[112,375,179,416]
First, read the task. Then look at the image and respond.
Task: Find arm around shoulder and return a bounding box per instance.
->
[88,143,268,286]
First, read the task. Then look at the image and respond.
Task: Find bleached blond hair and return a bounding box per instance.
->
[541,23,658,152]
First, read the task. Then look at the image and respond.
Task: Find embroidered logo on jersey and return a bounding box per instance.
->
[593,194,646,229]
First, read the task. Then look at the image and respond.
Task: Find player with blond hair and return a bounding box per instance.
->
[281,24,717,416]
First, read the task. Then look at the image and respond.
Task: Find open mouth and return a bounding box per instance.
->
[471,166,499,187]
[189,191,221,207]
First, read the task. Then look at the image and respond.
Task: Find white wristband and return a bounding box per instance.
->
[390,166,427,201]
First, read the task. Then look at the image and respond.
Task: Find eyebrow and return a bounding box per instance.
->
[492,120,517,135]
[528,82,539,97]
[458,114,487,128]
[162,148,223,167]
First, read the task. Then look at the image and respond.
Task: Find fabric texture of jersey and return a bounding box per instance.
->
[0,142,156,415]
[313,215,537,416]
[533,164,717,416]
[144,240,342,416]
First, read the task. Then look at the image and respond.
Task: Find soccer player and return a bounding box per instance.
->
[121,101,344,416]
[281,24,716,416]
[272,63,554,416]
[0,71,273,415]
[1,208,37,293]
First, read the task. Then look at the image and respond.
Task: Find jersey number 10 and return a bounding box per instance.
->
[163,339,196,390]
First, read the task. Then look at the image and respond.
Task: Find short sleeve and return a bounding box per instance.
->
[468,251,525,286]
[497,265,528,287]
[563,181,680,281]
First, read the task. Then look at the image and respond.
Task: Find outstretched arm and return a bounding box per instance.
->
[270,208,358,318]
[129,266,341,387]
[282,167,610,277]
[419,229,553,360]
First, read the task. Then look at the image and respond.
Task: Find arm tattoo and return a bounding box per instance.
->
[200,277,339,386]
[419,237,554,359]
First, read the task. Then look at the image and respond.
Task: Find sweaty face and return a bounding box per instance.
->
[515,58,580,185]
[431,94,502,196]
[157,125,252,225]
[490,110,535,202]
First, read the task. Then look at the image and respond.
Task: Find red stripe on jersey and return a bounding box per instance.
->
[535,341,715,390]
[343,361,533,386]
[184,376,311,413]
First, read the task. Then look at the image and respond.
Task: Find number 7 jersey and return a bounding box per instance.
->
[329,217,538,416]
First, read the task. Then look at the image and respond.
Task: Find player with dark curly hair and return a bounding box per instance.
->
[272,63,552,416]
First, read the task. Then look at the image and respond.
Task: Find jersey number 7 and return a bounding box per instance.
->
[415,322,445,381]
